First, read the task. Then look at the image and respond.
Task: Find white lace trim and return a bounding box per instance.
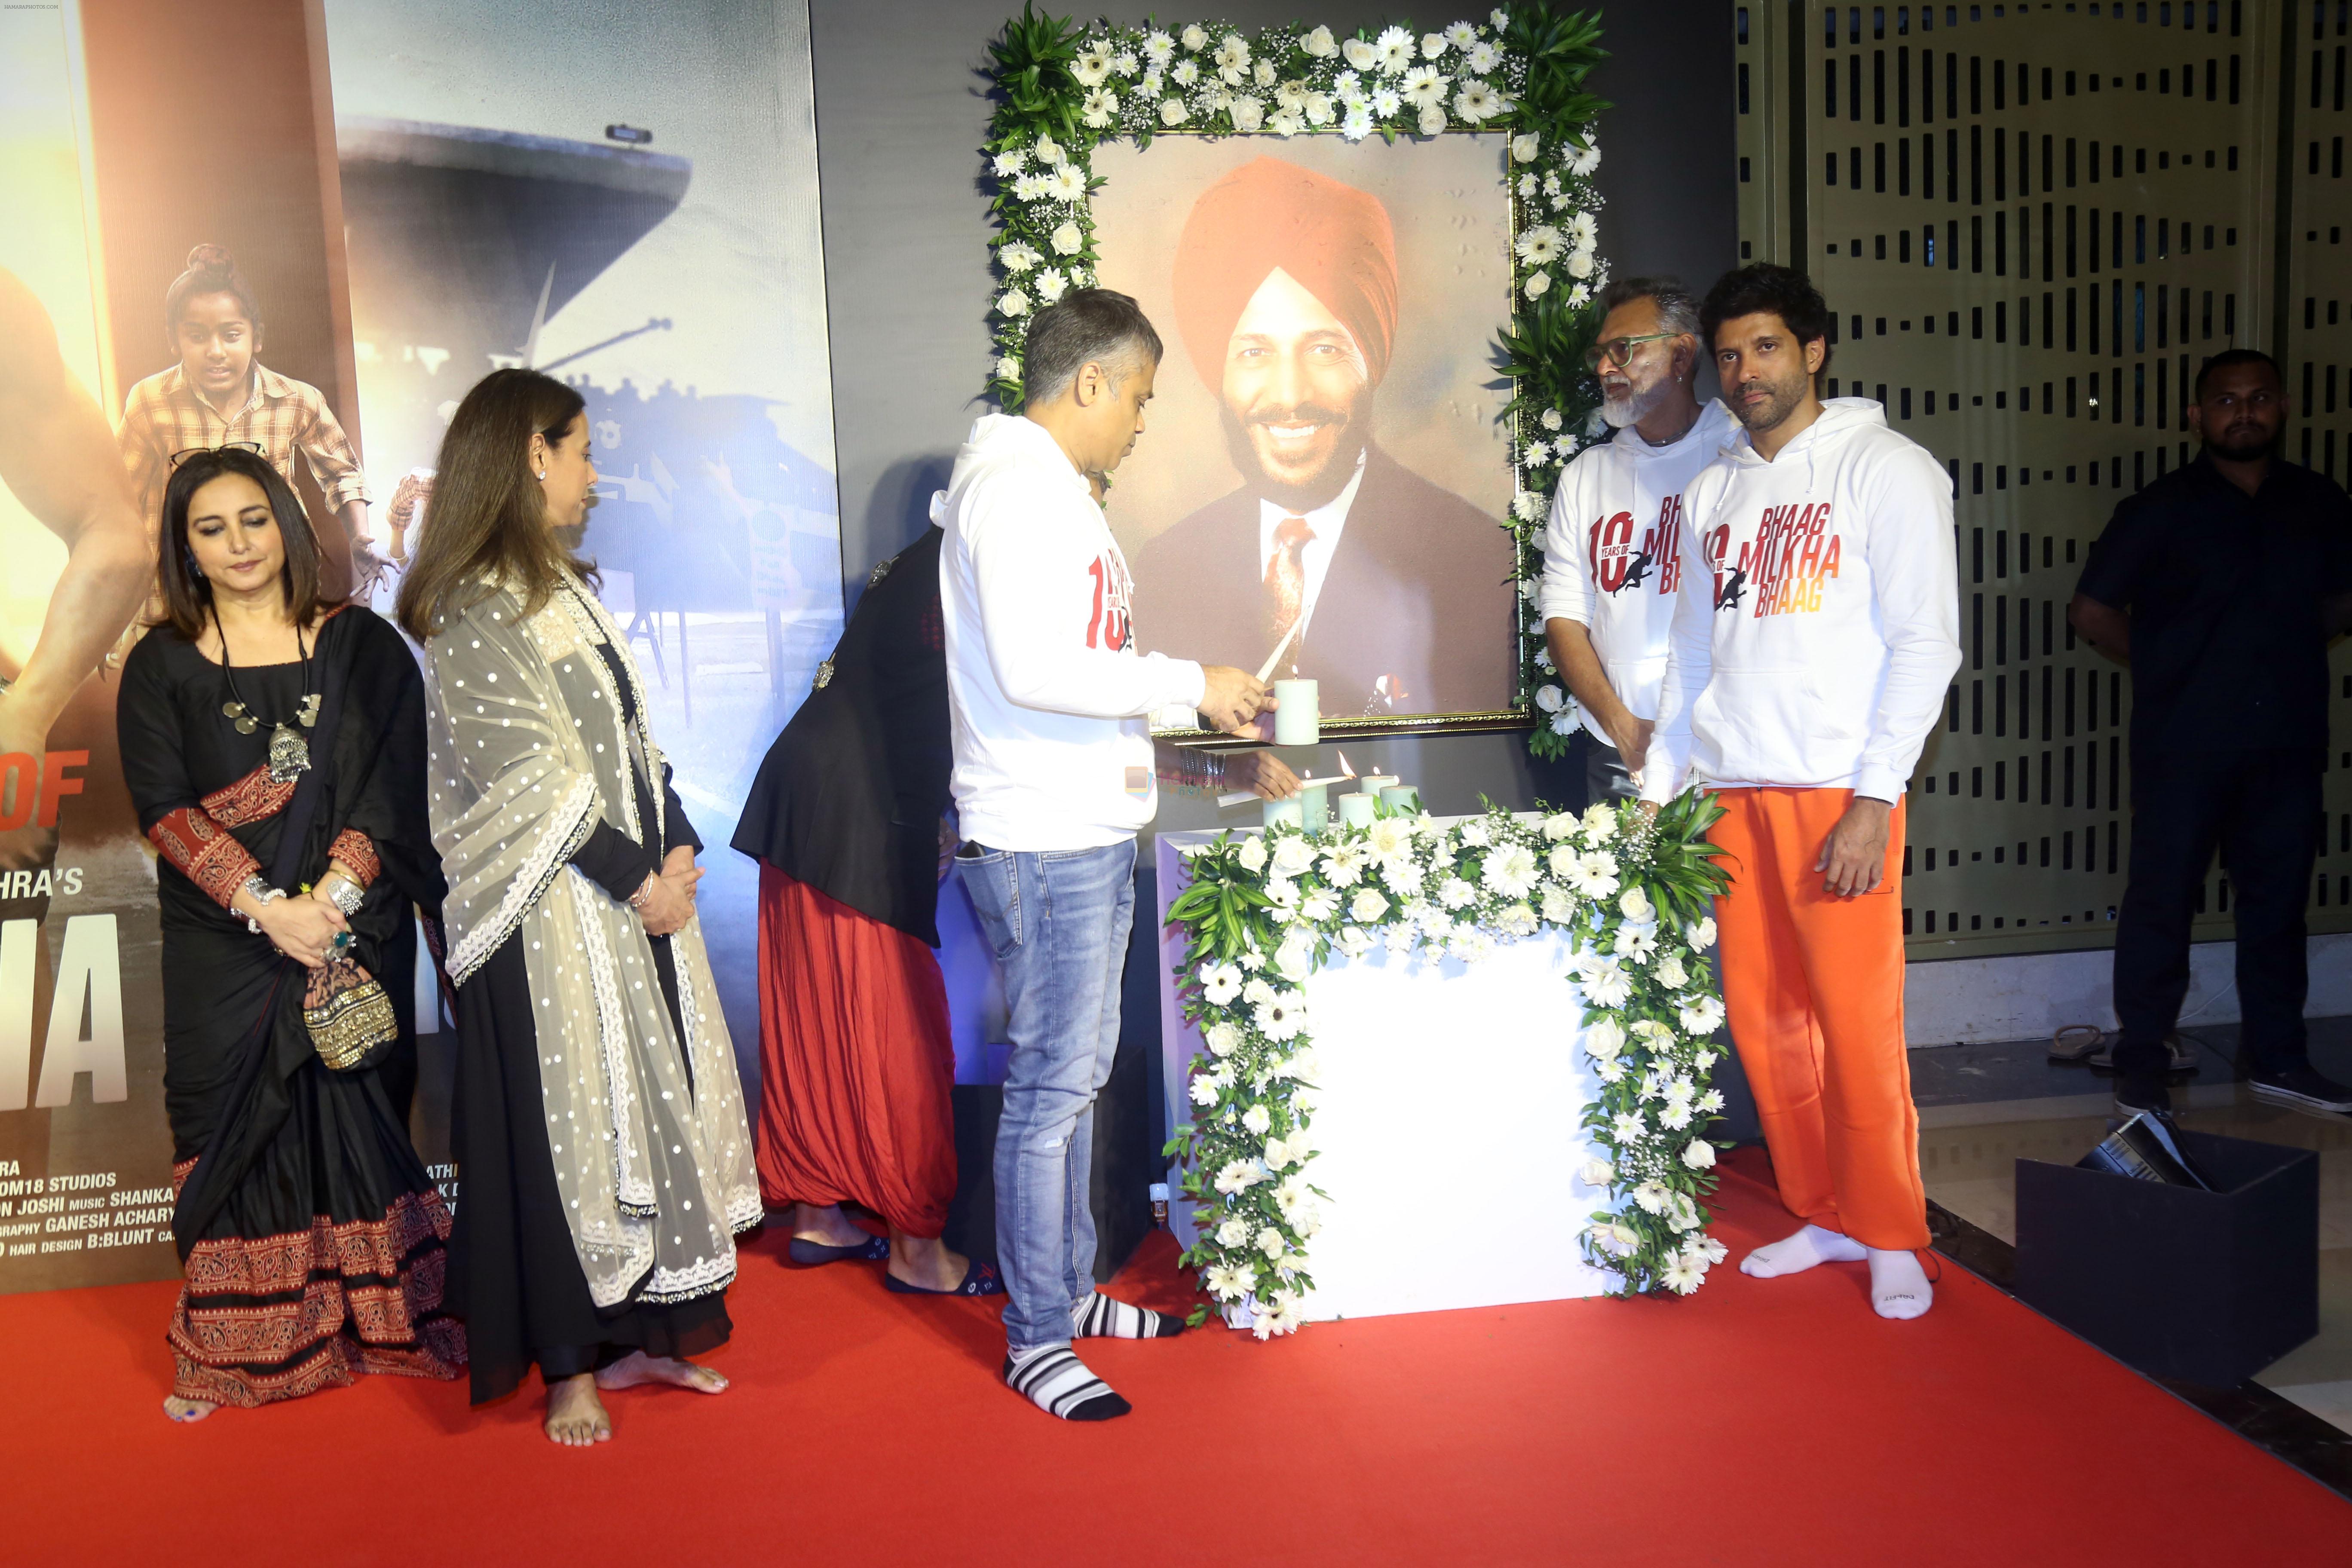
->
[671,929,765,1238]
[570,866,655,1218]
[446,773,600,984]
[564,584,666,855]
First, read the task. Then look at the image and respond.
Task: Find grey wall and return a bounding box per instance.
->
[806,0,1739,805]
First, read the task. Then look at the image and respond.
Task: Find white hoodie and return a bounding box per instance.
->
[941,413,1207,851]
[1638,398,1960,805]
[1537,399,1738,743]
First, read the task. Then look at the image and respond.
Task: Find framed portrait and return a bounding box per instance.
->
[1090,132,1519,730]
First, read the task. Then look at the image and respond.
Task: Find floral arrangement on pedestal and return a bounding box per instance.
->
[1163,791,1733,1336]
[981,5,1611,760]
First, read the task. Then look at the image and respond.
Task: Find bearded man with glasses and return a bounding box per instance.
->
[1538,277,1733,805]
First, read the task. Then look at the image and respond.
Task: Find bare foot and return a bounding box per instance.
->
[545,1372,612,1446]
[162,1395,216,1423]
[791,1201,872,1250]
[888,1232,973,1292]
[1868,1247,1934,1320]
[1740,1223,1868,1278]
[594,1350,729,1395]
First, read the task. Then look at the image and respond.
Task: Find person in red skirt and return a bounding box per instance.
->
[735,482,1298,1296]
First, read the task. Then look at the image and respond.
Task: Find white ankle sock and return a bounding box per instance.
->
[1072,1291,1183,1340]
[1867,1248,1933,1319]
[1004,1345,1129,1421]
[1739,1224,1868,1278]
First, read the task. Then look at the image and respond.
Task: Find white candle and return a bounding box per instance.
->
[1358,773,1398,796]
[1272,679,1319,746]
[1262,798,1305,830]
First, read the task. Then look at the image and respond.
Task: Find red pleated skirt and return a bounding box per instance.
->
[753,864,957,1238]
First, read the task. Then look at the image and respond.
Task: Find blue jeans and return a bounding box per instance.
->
[956,838,1136,1352]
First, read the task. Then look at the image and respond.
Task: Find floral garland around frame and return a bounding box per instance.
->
[1164,791,1734,1336]
[981,5,1611,761]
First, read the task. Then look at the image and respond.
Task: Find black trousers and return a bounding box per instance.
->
[2111,746,2322,1081]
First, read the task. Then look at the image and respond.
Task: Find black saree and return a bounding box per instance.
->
[117,605,465,1408]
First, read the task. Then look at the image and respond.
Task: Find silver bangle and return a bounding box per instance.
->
[326,877,365,917]
[241,876,285,934]
[628,873,657,910]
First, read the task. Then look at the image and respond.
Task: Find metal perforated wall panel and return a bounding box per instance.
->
[1736,0,2348,958]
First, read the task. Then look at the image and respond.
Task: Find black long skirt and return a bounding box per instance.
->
[446,930,730,1404]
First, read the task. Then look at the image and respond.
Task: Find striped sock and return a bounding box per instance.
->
[1071,1290,1185,1340]
[1004,1346,1129,1421]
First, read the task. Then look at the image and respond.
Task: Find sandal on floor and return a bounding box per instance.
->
[884,1259,1003,1297]
[787,1234,890,1266]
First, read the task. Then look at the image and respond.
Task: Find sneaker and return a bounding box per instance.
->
[2112,1079,2174,1120]
[2248,1066,2352,1117]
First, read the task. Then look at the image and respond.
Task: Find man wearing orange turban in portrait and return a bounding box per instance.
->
[1131,156,1513,717]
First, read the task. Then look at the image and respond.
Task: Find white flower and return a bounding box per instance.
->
[1372,25,1414,72]
[1565,250,1596,281]
[1681,1139,1718,1170]
[1271,836,1317,877]
[1171,57,1199,86]
[1540,407,1565,432]
[1366,818,1414,857]
[1609,1110,1648,1144]
[1518,172,1539,197]
[1046,163,1087,201]
[1142,30,1173,64]
[1251,56,1277,87]
[1447,928,1494,964]
[1498,902,1538,937]
[1541,812,1578,842]
[1695,1049,1718,1072]
[1619,886,1655,923]
[1613,925,1657,961]
[1081,87,1119,127]
[1205,1022,1241,1059]
[1299,887,1340,924]
[992,148,1028,177]
[1035,269,1069,305]
[1254,993,1306,1041]
[1343,35,1378,70]
[1414,103,1445,135]
[1510,131,1540,161]
[1659,1101,1694,1131]
[1633,1179,1672,1216]
[1453,80,1503,121]
[1317,842,1369,888]
[1437,877,1476,910]
[1585,1017,1625,1063]
[1305,91,1335,127]
[1257,1226,1286,1260]
[1511,490,1547,524]
[1349,888,1390,923]
[1241,975,1277,1009]
[1274,929,1314,984]
[998,239,1041,272]
[1516,224,1563,266]
[1043,217,1089,259]
[1540,884,1577,924]
[1482,845,1540,899]
[1335,924,1372,958]
[1137,69,1162,97]
[1570,141,1603,176]
[1582,954,1631,1008]
[1240,1103,1272,1136]
[1073,46,1110,86]
[1566,211,1599,248]
[1458,819,1491,848]
[1229,95,1265,132]
[1112,49,1139,77]
[1690,916,1718,950]
[997,288,1030,318]
[1466,39,1501,72]
[1264,875,1300,912]
[1274,77,1308,108]
[1656,952,1689,989]
[1214,1161,1261,1195]
[1032,135,1065,166]
[1159,96,1190,126]
[1268,107,1305,137]
[1533,682,1565,714]
[1188,1073,1218,1107]
[1523,270,1552,299]
[1303,23,1338,57]
[1549,712,1575,737]
[1011,173,1046,201]
[1214,1216,1251,1249]
[1237,834,1268,873]
[1493,7,1511,27]
[1263,1130,1306,1170]
[1660,1256,1706,1295]
[1679,995,1727,1036]
[1180,23,1208,51]
[1581,802,1616,839]
[995,355,1022,382]
[1401,64,1449,107]
[1446,21,1480,49]
[1379,857,1424,898]
[1370,85,1403,117]
[1214,33,1250,72]
[1578,1157,1614,1188]
[1420,31,1449,58]
[1204,1260,1253,1299]
[1199,962,1243,1005]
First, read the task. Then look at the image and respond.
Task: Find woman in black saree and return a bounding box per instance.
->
[118,447,462,1421]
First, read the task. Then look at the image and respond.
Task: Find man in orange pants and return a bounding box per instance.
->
[1641,266,1960,1319]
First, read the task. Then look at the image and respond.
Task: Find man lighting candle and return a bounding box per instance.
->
[943,288,1270,1419]
[1641,265,1961,1319]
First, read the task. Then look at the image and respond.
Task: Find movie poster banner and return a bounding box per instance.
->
[0,0,841,1295]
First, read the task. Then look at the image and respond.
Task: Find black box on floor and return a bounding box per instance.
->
[2014,1129,2318,1387]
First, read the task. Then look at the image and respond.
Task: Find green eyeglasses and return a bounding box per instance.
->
[1583,331,1681,371]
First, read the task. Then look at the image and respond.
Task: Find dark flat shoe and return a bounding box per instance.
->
[884,1259,1003,1297]
[787,1234,889,1266]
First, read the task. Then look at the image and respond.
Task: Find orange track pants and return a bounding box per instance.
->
[1707,787,1929,1253]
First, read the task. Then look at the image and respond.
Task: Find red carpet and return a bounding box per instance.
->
[4,1150,2343,1567]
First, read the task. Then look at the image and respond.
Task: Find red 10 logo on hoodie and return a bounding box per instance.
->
[1586,495,1685,597]
[1705,502,1844,617]
[1085,551,1133,651]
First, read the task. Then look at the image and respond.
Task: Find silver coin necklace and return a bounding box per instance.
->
[219,619,320,783]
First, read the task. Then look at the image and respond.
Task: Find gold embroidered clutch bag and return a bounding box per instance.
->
[303,956,398,1070]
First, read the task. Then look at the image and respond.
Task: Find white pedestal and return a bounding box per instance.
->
[1155,827,1619,1322]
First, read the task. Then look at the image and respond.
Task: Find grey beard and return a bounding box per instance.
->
[1602,378,1674,430]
